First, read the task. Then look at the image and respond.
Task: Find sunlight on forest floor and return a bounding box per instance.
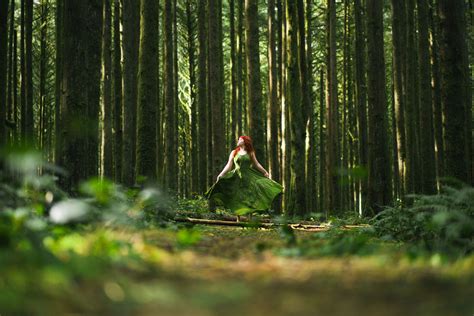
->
[2,224,472,315]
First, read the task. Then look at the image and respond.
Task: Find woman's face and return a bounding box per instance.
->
[237,137,244,147]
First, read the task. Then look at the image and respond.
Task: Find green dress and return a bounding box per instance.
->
[204,152,284,215]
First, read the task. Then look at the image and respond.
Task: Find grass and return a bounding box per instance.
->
[1,222,473,315]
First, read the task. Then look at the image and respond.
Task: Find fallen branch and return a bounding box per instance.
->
[173,217,370,231]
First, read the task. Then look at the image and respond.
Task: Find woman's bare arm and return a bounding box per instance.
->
[217,151,235,180]
[250,152,269,177]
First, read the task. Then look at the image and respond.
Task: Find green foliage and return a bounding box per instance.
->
[300,228,379,257]
[176,228,202,249]
[370,182,474,255]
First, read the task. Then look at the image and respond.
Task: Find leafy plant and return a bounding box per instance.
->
[370,181,474,255]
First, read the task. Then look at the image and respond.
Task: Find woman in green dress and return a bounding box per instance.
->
[204,136,283,217]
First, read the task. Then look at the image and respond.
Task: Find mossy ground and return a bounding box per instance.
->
[1,223,473,315]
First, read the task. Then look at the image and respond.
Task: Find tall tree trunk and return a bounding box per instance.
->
[86,0,103,178]
[297,0,311,213]
[164,0,177,191]
[59,0,90,189]
[25,0,33,144]
[366,0,392,213]
[236,0,244,138]
[230,0,237,150]
[54,0,63,164]
[103,0,113,179]
[306,0,316,214]
[122,0,140,185]
[136,0,158,182]
[112,0,123,182]
[208,0,225,207]
[286,0,306,216]
[429,0,444,182]
[417,0,436,194]
[390,0,407,197]
[438,0,471,184]
[20,0,25,143]
[268,0,281,213]
[0,0,8,145]
[39,0,49,155]
[13,28,18,143]
[186,0,198,194]
[326,0,339,214]
[245,0,265,164]
[405,0,419,194]
[318,68,326,216]
[197,0,208,193]
[6,0,15,142]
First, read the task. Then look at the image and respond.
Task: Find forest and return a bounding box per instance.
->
[0,0,473,314]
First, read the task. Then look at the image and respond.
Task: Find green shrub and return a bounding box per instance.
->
[370,181,474,255]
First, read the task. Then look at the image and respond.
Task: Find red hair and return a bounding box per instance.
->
[232,135,254,157]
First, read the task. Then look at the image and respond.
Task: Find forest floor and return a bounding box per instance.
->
[2,219,474,315]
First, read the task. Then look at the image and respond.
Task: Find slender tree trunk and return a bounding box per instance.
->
[297,0,311,213]
[208,0,225,207]
[417,0,436,194]
[13,29,18,143]
[366,0,392,213]
[197,0,208,193]
[39,0,49,155]
[326,0,339,214]
[230,0,237,150]
[438,0,471,183]
[429,0,444,182]
[0,0,8,145]
[164,0,177,191]
[86,0,103,178]
[245,0,265,164]
[186,0,198,194]
[286,0,306,216]
[6,0,15,142]
[306,0,316,214]
[318,68,326,217]
[236,0,244,138]
[25,0,33,144]
[268,0,281,213]
[20,0,25,143]
[405,0,419,194]
[112,0,123,182]
[390,0,407,197]
[122,0,140,186]
[60,0,89,189]
[136,0,158,182]
[102,0,113,179]
[54,0,63,164]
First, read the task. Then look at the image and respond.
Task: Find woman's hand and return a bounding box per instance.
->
[263,171,269,178]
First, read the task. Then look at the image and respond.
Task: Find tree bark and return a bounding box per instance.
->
[390,0,407,197]
[286,0,306,216]
[208,0,225,207]
[122,0,140,186]
[245,0,265,164]
[197,0,208,193]
[164,0,177,191]
[326,0,339,214]
[438,0,471,184]
[366,0,392,212]
[417,0,436,194]
[103,0,113,179]
[0,0,8,145]
[112,0,123,182]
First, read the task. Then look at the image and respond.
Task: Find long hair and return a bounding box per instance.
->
[232,135,254,157]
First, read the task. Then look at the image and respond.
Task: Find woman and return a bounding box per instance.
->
[204,136,283,217]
